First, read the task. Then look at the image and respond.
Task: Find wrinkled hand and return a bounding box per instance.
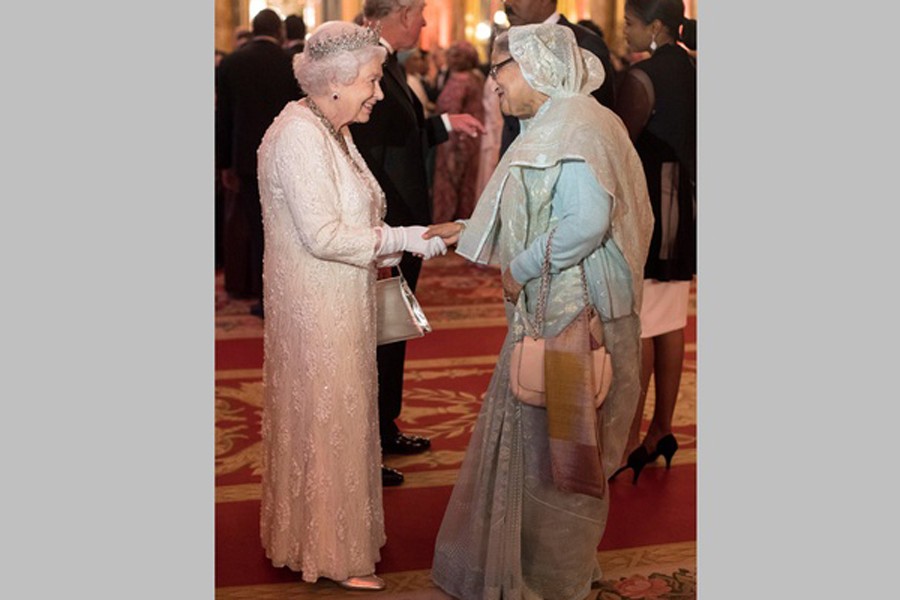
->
[448,113,486,138]
[501,268,523,304]
[424,221,465,246]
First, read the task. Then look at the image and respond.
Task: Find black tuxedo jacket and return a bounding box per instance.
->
[215,39,301,179]
[285,41,304,58]
[350,53,449,227]
[558,15,615,108]
[500,16,617,155]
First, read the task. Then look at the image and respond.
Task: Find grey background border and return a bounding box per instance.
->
[3,1,898,598]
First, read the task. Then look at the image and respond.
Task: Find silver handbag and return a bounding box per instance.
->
[376,267,431,345]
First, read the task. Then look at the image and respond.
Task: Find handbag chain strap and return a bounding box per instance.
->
[522,228,591,338]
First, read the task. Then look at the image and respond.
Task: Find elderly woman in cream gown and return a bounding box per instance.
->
[256,21,445,592]
[425,24,653,600]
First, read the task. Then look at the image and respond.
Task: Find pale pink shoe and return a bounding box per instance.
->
[336,574,386,591]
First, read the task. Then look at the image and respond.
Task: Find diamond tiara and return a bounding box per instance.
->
[306,26,381,59]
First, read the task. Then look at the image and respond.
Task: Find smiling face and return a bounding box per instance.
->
[336,57,385,124]
[489,49,546,119]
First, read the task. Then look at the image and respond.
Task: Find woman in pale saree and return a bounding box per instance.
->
[425,24,654,600]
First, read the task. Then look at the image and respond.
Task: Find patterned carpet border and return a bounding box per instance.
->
[215,255,697,597]
[215,542,696,599]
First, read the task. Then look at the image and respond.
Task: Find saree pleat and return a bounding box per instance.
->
[432,312,641,599]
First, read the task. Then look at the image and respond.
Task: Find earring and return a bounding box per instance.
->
[332,92,339,100]
[649,34,658,52]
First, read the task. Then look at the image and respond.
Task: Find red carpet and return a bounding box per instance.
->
[215,254,697,597]
[217,465,694,588]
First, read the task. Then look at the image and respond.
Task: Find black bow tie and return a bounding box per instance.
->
[385,50,405,77]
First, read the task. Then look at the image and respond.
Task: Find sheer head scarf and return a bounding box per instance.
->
[509,22,604,99]
[456,23,653,312]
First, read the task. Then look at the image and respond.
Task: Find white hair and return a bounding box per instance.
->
[294,21,387,96]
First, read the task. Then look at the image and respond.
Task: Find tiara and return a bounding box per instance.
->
[306,26,381,59]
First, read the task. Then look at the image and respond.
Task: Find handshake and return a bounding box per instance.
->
[376,225,448,262]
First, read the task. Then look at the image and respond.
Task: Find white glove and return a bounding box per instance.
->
[420,236,448,260]
[376,225,415,256]
[377,225,447,259]
[376,252,403,267]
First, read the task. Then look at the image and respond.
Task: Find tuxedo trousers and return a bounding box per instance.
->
[377,252,422,442]
[223,177,264,299]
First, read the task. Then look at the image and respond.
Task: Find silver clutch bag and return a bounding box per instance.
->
[376,267,432,345]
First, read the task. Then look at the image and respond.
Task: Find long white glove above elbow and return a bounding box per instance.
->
[377,225,447,260]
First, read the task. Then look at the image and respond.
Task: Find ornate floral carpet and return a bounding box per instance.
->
[215,253,697,599]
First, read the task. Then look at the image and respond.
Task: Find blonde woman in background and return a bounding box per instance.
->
[400,48,435,116]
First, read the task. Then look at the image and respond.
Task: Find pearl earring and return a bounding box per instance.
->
[650,33,658,52]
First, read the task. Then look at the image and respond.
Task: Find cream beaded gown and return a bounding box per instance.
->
[256,101,386,582]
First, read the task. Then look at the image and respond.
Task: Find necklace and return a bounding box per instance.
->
[302,97,386,215]
[304,97,364,177]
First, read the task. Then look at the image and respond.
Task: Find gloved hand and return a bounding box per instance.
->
[377,226,448,260]
[420,236,448,260]
[376,252,403,268]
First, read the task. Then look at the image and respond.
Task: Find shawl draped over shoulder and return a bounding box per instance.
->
[457,25,653,315]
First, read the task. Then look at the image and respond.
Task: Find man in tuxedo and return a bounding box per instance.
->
[498,0,617,155]
[351,0,485,487]
[283,14,306,59]
[216,9,301,313]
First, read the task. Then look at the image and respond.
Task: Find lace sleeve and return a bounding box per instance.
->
[271,118,378,267]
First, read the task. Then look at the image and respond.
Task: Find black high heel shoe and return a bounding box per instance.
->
[610,434,680,484]
[648,434,679,469]
[610,445,653,484]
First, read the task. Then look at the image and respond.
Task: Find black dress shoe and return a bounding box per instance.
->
[382,432,431,455]
[381,465,404,487]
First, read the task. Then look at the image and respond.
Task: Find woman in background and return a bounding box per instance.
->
[400,48,435,116]
[612,0,697,484]
[431,40,485,224]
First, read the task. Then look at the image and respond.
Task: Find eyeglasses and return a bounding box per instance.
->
[488,57,515,80]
